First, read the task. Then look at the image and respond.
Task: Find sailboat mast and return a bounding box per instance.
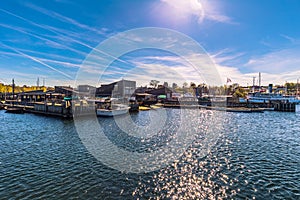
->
[259,72,261,88]
[252,76,256,93]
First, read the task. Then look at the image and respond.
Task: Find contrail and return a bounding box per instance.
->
[54,33,130,65]
[0,8,135,67]
[0,42,73,80]
[0,23,86,57]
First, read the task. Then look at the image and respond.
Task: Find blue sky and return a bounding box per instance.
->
[1,0,300,87]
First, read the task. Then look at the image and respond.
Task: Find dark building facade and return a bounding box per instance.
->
[54,86,74,97]
[96,80,136,98]
[77,85,97,97]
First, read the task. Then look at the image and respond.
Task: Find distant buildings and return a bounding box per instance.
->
[2,77,299,104]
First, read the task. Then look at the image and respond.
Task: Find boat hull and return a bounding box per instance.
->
[139,106,151,111]
[96,108,129,117]
[5,107,24,114]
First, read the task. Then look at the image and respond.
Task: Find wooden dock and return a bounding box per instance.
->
[198,105,265,113]
[163,103,200,109]
[3,100,299,118]
[3,102,96,118]
[163,103,265,113]
[274,102,298,112]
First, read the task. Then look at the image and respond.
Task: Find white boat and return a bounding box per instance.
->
[240,92,300,103]
[96,104,129,117]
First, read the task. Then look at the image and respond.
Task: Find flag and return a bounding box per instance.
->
[227,78,232,83]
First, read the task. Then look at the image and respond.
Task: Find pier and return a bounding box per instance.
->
[2,101,97,118]
[274,102,298,112]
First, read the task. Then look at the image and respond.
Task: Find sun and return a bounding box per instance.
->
[160,0,205,24]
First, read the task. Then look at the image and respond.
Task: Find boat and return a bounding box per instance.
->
[0,103,4,110]
[150,103,163,109]
[150,105,161,109]
[96,104,129,117]
[128,99,139,112]
[240,92,300,103]
[263,107,275,111]
[139,106,151,111]
[5,106,24,114]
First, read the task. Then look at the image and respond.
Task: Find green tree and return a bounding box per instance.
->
[233,87,247,98]
[172,83,177,90]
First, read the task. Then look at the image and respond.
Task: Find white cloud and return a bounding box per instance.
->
[213,46,300,86]
[112,54,223,86]
[76,53,216,87]
[217,64,300,86]
[244,47,300,74]
[210,48,245,64]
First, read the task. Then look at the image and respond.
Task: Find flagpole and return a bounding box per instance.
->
[226,78,231,95]
[297,78,299,97]
[226,78,228,95]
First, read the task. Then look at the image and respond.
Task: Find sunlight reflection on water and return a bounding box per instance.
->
[0,110,299,199]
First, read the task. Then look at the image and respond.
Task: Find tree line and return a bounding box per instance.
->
[0,83,52,93]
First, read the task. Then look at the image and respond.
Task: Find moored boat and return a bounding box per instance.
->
[0,103,4,110]
[139,106,151,111]
[240,92,300,103]
[5,106,24,114]
[129,99,139,112]
[96,104,129,117]
[150,103,164,109]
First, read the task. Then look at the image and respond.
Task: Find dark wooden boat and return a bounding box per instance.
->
[129,100,139,112]
[5,106,24,114]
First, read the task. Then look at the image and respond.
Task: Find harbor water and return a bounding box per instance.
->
[0,109,299,199]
